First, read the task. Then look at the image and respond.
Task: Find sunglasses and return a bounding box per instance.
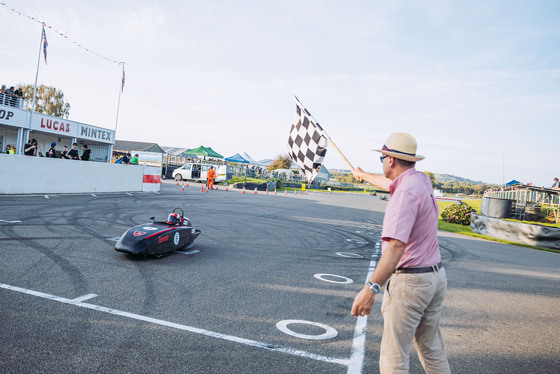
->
[380,155,389,163]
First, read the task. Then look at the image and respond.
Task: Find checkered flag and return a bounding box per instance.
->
[288,99,328,184]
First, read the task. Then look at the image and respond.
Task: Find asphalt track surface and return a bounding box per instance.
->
[0,181,559,374]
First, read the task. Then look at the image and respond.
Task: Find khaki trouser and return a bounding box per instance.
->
[380,267,451,374]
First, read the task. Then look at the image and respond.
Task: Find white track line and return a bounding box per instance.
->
[347,236,382,374]
[0,282,350,367]
[70,293,98,303]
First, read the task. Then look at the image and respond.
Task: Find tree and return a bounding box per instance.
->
[20,84,71,119]
[268,154,292,171]
[424,171,436,188]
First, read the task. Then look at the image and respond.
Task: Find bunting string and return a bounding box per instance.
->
[1,2,123,67]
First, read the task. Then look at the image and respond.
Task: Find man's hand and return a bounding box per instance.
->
[352,167,364,182]
[351,286,376,317]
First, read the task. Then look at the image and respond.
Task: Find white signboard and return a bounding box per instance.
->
[79,124,115,144]
[132,151,163,163]
[30,113,79,137]
[28,113,114,144]
[0,106,28,128]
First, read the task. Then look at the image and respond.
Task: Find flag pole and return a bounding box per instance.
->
[114,62,124,133]
[294,96,354,170]
[31,24,44,113]
[326,138,354,170]
[22,23,45,155]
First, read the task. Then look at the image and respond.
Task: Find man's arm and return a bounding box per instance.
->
[351,239,406,317]
[352,167,392,192]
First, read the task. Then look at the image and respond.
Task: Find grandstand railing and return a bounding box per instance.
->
[0,95,28,110]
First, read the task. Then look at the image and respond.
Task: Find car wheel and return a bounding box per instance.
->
[175,174,182,181]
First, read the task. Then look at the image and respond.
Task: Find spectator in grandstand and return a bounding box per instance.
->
[12,87,23,107]
[46,142,57,158]
[552,177,559,189]
[4,86,14,106]
[81,144,91,161]
[0,85,5,105]
[68,143,80,160]
[130,153,139,165]
[61,145,70,159]
[24,139,37,156]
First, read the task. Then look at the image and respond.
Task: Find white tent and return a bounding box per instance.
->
[240,152,258,164]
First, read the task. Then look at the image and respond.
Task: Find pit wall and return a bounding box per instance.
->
[0,153,160,194]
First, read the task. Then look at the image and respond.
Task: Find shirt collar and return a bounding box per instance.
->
[389,167,416,195]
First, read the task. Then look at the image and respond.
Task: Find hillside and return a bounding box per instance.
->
[433,173,490,185]
[330,169,491,186]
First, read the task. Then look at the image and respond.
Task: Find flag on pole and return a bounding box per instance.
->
[287,98,328,184]
[121,62,125,92]
[42,24,48,64]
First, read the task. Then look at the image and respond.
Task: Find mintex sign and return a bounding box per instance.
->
[79,124,114,144]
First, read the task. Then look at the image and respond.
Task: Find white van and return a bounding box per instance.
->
[172,163,232,182]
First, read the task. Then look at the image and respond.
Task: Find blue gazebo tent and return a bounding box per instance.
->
[225,153,250,163]
[505,180,522,187]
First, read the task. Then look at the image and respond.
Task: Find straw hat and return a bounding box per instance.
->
[374,132,425,162]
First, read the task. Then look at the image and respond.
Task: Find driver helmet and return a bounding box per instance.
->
[167,213,180,225]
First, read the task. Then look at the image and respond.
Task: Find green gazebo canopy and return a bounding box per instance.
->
[182,145,223,159]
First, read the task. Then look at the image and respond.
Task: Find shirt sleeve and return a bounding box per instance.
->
[381,189,420,244]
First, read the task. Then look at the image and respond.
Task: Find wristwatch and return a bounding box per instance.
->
[366,281,381,294]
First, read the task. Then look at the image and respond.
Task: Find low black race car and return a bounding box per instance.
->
[115,208,201,257]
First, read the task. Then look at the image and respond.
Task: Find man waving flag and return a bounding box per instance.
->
[287,97,329,184]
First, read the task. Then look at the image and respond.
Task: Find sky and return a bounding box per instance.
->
[1,0,559,186]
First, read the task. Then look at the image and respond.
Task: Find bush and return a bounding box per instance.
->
[267,178,283,189]
[441,203,473,226]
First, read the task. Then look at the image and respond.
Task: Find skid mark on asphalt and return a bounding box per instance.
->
[0,282,350,367]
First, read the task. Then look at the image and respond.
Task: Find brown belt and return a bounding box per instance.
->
[394,262,443,274]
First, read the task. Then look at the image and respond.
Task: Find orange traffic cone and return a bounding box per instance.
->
[284,190,287,196]
[181,184,185,191]
[266,188,269,195]
[201,185,204,192]
[186,183,189,187]
[176,181,179,186]
[205,186,209,193]
[226,185,229,191]
[274,190,277,195]
[242,186,246,194]
[254,187,258,194]
[305,191,308,195]
[294,190,297,195]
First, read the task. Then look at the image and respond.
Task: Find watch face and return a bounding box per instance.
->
[368,282,381,293]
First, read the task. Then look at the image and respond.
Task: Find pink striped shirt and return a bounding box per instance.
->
[381,168,441,268]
